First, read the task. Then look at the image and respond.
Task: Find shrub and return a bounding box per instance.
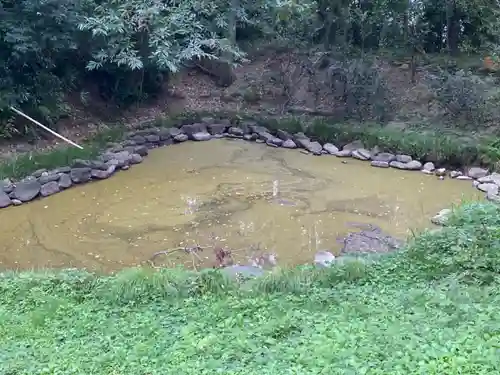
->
[404,201,500,285]
[429,70,490,127]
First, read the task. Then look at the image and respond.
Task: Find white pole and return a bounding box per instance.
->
[9,106,84,150]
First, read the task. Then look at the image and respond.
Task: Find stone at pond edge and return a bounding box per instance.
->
[58,174,72,189]
[431,208,452,226]
[38,173,60,185]
[352,148,371,160]
[336,149,352,157]
[342,140,364,151]
[477,183,499,194]
[1,179,14,194]
[192,131,212,141]
[323,143,339,155]
[422,162,435,172]
[281,139,296,149]
[174,134,188,142]
[396,154,412,163]
[467,167,488,179]
[70,168,92,184]
[372,152,395,163]
[0,191,12,208]
[371,160,389,168]
[40,181,60,197]
[12,179,41,202]
[314,251,336,267]
[405,160,423,170]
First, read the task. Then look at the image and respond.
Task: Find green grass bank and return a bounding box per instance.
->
[1,201,500,374]
[2,111,500,180]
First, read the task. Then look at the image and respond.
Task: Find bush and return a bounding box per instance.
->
[405,202,500,285]
[327,59,393,122]
[429,70,490,127]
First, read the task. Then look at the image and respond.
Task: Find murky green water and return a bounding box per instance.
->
[0,139,479,272]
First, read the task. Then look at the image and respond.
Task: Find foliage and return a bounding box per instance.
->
[2,202,500,373]
[429,70,490,127]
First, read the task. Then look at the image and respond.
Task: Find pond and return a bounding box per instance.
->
[0,139,479,272]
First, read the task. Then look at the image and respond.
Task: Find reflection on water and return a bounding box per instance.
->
[0,139,480,272]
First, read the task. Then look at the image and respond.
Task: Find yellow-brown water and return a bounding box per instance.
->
[0,140,480,272]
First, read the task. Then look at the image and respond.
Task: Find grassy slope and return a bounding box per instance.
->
[1,201,500,374]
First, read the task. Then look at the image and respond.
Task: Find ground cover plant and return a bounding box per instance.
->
[1,201,500,374]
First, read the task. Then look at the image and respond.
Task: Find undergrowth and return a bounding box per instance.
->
[1,201,500,373]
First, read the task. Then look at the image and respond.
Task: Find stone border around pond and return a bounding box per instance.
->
[0,117,498,210]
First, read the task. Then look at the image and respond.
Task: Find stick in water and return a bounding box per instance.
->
[9,106,84,150]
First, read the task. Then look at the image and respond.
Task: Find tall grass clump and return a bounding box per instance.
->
[404,201,500,285]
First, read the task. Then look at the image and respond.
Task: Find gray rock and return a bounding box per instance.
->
[157,128,173,141]
[52,166,71,174]
[435,168,446,177]
[145,134,160,143]
[221,265,265,278]
[181,123,207,138]
[13,179,41,202]
[201,117,215,125]
[431,208,452,226]
[266,137,283,147]
[456,175,473,180]
[243,134,253,141]
[405,160,423,170]
[486,191,500,203]
[133,145,148,157]
[130,135,146,145]
[40,181,60,197]
[70,168,92,184]
[72,159,92,168]
[192,132,212,141]
[342,140,364,151]
[422,162,435,172]
[372,152,395,163]
[91,165,115,179]
[0,191,12,208]
[477,183,499,194]
[389,161,407,169]
[282,139,297,149]
[323,143,339,154]
[174,134,188,142]
[168,127,182,137]
[467,167,488,179]
[129,154,143,164]
[1,178,14,194]
[303,141,323,155]
[58,174,72,189]
[352,148,371,160]
[207,123,227,135]
[314,251,336,267]
[336,149,352,157]
[38,173,60,185]
[477,173,500,185]
[228,127,245,137]
[276,129,293,140]
[396,154,412,163]
[12,199,22,206]
[371,160,389,168]
[339,224,402,254]
[449,170,462,178]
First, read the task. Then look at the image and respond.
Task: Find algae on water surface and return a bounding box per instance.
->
[0,139,479,272]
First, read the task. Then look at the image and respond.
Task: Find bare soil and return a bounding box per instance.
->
[0,49,489,161]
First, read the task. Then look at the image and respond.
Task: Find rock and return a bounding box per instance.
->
[58,174,72,189]
[1,178,14,194]
[323,143,339,155]
[266,138,283,147]
[339,224,402,254]
[201,117,215,125]
[11,199,22,206]
[228,127,245,137]
[70,168,92,184]
[91,165,116,179]
[38,173,60,185]
[221,265,265,278]
[396,154,412,163]
[449,170,462,178]
[371,160,389,168]
[477,183,499,194]
[282,139,297,149]
[174,134,188,142]
[467,167,488,179]
[129,154,143,164]
[422,162,435,172]
[342,140,364,151]
[389,161,407,169]
[351,148,371,160]
[434,168,446,177]
[181,123,207,138]
[207,123,228,135]
[456,175,473,180]
[130,135,146,145]
[477,173,500,185]
[52,166,71,174]
[336,149,352,157]
[145,134,160,143]
[276,129,293,141]
[197,56,236,87]
[12,179,41,202]
[372,152,395,163]
[405,160,423,170]
[168,127,182,137]
[40,181,60,197]
[192,132,212,141]
[486,191,500,203]
[243,134,254,141]
[431,208,452,226]
[303,141,323,155]
[0,191,12,208]
[314,251,336,267]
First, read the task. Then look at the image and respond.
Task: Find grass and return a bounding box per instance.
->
[1,201,500,374]
[1,109,500,179]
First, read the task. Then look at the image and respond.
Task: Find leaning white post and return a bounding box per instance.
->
[9,106,84,150]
